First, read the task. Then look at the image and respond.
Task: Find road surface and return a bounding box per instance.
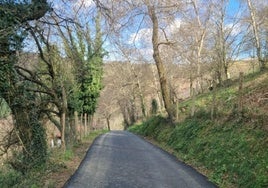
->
[64,131,217,188]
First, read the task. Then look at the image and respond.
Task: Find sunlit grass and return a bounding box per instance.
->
[129,71,268,188]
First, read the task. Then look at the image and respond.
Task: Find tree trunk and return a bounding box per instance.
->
[60,84,67,152]
[11,102,47,172]
[247,0,264,71]
[89,114,94,131]
[137,78,146,119]
[147,5,174,121]
[192,0,206,94]
[74,111,79,142]
[80,114,83,140]
[151,65,164,113]
[0,0,49,172]
[211,78,217,120]
[176,100,179,121]
[84,113,87,136]
[130,96,136,124]
[131,65,147,119]
[106,116,111,131]
[190,73,194,97]
[216,70,222,86]
[60,111,66,152]
[238,72,244,116]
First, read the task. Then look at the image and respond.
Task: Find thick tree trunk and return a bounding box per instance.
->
[0,0,49,172]
[151,65,164,113]
[11,102,47,172]
[137,76,146,118]
[147,5,174,121]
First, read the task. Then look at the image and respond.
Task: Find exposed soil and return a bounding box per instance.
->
[43,140,93,188]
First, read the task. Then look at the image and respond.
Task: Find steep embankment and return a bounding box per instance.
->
[128,71,268,188]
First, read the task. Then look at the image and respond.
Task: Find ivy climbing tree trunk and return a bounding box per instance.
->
[0,0,50,172]
[11,97,47,172]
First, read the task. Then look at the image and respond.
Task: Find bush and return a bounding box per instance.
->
[0,169,21,188]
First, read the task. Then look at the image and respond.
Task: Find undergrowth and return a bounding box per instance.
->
[129,116,268,187]
[0,129,107,187]
[128,71,268,188]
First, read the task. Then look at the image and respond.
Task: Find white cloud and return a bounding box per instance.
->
[225,23,242,36]
[167,18,181,34]
[74,0,94,8]
[126,28,153,60]
[128,28,152,48]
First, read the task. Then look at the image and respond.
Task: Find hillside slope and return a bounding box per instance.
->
[128,71,268,188]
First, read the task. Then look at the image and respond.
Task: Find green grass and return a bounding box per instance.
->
[128,71,268,188]
[129,116,268,187]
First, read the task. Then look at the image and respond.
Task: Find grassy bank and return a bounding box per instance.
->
[128,71,268,188]
[0,129,108,188]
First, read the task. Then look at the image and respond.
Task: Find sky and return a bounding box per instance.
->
[23,0,265,62]
[104,0,250,62]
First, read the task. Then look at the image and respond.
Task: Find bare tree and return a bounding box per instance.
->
[247,0,265,70]
[101,0,181,121]
[145,3,174,120]
[209,0,246,85]
[246,0,266,71]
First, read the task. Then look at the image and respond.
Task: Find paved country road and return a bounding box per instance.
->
[64,131,217,188]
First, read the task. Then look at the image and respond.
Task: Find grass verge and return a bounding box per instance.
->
[0,129,108,188]
[128,71,268,188]
[129,116,268,188]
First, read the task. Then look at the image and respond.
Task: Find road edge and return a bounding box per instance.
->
[62,132,109,187]
[126,130,218,187]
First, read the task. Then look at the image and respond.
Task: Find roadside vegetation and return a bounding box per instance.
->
[0,1,105,185]
[0,1,267,187]
[128,70,268,188]
[0,129,107,188]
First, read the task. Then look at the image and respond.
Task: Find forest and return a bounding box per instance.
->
[0,0,267,187]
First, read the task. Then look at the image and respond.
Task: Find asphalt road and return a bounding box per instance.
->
[64,131,217,188]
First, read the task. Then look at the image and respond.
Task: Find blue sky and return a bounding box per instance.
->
[228,0,241,15]
[23,0,265,61]
[103,0,251,62]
